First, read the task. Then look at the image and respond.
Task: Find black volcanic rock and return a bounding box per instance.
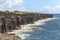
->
[0,11,53,34]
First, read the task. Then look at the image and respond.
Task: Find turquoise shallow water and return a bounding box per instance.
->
[21,14,60,40]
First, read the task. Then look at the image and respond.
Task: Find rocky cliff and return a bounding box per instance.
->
[0,11,53,34]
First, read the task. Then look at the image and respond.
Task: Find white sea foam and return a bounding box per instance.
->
[8,18,57,40]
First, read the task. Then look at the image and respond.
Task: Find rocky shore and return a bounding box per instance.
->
[0,33,22,40]
[0,11,53,40]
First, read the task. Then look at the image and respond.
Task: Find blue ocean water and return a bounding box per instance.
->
[14,14,60,40]
[22,14,60,40]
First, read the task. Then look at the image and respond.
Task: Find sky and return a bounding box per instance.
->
[0,0,60,14]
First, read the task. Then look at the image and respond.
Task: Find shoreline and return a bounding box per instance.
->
[8,18,55,40]
[0,11,53,40]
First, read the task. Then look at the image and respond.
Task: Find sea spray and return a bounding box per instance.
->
[8,18,57,40]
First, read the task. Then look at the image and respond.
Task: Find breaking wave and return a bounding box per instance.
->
[8,18,57,40]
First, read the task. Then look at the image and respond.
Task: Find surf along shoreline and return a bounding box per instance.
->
[0,11,53,40]
[8,18,55,40]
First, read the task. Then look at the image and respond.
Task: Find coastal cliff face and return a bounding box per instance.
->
[0,11,53,34]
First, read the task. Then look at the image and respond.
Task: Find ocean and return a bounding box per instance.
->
[11,14,60,40]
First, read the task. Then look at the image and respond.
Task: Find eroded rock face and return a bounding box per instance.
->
[0,33,22,40]
[0,11,53,34]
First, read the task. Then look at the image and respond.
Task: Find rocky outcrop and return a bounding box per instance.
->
[0,11,53,34]
[0,33,22,40]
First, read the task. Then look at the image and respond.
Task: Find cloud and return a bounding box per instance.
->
[52,5,60,13]
[41,5,60,13]
[52,6,60,11]
[44,6,51,10]
[4,0,24,7]
[0,0,25,11]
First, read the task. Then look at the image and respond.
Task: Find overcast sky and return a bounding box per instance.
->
[0,0,60,13]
